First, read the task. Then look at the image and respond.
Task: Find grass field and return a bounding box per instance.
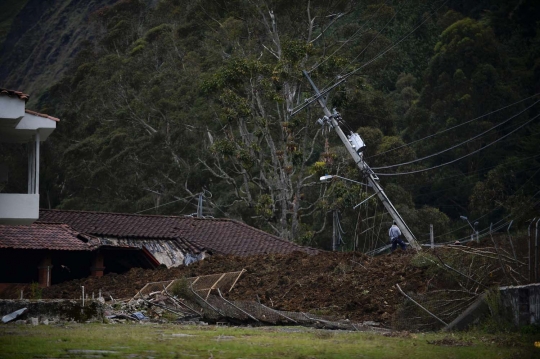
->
[1,323,538,359]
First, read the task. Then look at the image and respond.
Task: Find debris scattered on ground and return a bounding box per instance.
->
[33,251,426,324]
[1,307,27,323]
[1,238,524,328]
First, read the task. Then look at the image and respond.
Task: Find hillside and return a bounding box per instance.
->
[0,0,538,251]
[0,0,116,105]
[0,0,28,50]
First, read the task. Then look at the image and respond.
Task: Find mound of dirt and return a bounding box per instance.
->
[37,250,427,324]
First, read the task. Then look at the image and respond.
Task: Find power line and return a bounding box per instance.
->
[351,160,540,241]
[134,194,196,214]
[366,93,540,159]
[309,0,393,73]
[319,0,449,93]
[412,163,540,200]
[434,219,512,245]
[425,173,540,240]
[290,0,449,116]
[398,153,540,192]
[360,158,540,248]
[333,2,400,78]
[374,113,540,176]
[424,193,537,241]
[371,100,540,170]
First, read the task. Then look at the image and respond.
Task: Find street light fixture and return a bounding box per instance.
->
[319,174,370,187]
[460,216,479,243]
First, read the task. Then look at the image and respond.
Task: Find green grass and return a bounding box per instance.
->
[1,323,538,359]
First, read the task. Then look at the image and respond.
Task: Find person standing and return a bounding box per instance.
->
[389,221,407,252]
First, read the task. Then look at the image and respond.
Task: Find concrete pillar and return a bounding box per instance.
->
[90,251,105,277]
[37,255,52,288]
[27,140,34,194]
[35,130,40,194]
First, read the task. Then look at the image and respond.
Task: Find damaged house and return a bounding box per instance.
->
[0,209,318,289]
[0,222,158,290]
[0,87,317,291]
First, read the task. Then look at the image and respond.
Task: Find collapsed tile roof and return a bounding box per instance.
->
[38,209,319,256]
[0,88,29,102]
[0,223,99,251]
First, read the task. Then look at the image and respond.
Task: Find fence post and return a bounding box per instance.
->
[507,220,516,260]
[529,218,536,282]
[430,224,434,249]
[534,218,540,283]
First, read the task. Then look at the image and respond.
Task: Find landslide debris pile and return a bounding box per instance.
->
[40,251,427,323]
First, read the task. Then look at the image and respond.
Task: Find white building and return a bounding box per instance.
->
[0,88,58,225]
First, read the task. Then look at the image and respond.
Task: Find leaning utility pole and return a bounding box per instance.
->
[303,71,421,250]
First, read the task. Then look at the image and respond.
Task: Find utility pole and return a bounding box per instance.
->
[197,193,203,218]
[430,224,434,249]
[303,70,421,251]
[332,210,338,251]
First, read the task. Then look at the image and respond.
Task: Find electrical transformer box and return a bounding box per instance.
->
[348,133,366,153]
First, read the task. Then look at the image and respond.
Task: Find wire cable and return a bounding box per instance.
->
[290,0,449,116]
[333,3,399,78]
[427,181,540,241]
[134,195,196,214]
[398,153,540,193]
[318,0,449,95]
[309,0,392,73]
[372,100,540,170]
[374,113,540,176]
[412,163,540,201]
[367,93,540,159]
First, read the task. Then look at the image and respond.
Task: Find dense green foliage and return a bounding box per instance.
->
[1,0,539,250]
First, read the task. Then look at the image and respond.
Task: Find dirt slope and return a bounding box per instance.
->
[38,251,427,324]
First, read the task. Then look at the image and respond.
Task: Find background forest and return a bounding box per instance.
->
[0,0,539,251]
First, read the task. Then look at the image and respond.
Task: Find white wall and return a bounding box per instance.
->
[0,97,25,120]
[0,194,40,225]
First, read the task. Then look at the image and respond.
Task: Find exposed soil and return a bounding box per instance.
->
[4,235,525,326]
[35,250,427,324]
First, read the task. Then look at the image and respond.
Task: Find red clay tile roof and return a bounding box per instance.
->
[38,209,319,256]
[0,88,29,102]
[0,223,99,251]
[25,109,60,122]
[174,218,319,256]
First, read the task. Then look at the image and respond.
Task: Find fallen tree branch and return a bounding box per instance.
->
[395,284,448,327]
[434,253,489,289]
[447,246,526,265]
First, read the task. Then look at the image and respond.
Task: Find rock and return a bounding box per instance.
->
[30,317,39,326]
[42,318,49,325]
[362,321,380,326]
